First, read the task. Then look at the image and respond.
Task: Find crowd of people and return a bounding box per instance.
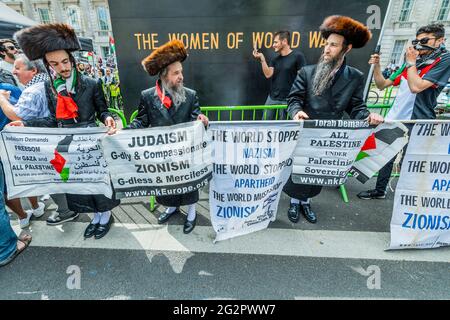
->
[76,58,123,110]
[0,16,449,267]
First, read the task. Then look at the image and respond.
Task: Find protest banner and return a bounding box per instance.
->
[390,122,450,249]
[0,126,112,199]
[101,121,212,199]
[209,121,299,242]
[292,119,373,186]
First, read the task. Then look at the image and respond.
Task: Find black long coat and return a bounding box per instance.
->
[23,74,120,213]
[127,85,202,207]
[283,62,371,200]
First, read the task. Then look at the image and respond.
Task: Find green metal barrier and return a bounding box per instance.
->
[130,109,139,123]
[108,108,127,128]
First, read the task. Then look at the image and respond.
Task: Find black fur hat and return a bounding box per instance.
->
[14,23,81,60]
[142,39,187,76]
[320,15,372,49]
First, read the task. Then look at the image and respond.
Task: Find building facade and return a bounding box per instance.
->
[1,0,113,59]
[3,0,450,66]
[380,0,450,68]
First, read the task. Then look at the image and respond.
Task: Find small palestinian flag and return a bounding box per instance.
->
[109,36,115,54]
[50,135,73,182]
[350,123,408,183]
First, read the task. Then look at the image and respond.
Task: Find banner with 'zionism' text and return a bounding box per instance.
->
[101,121,212,199]
[209,121,299,242]
[390,122,450,249]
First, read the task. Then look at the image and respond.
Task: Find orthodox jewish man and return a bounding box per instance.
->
[283,16,384,224]
[127,39,209,234]
[10,23,120,239]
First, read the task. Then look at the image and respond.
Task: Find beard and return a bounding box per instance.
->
[312,51,345,96]
[6,52,15,61]
[162,80,187,107]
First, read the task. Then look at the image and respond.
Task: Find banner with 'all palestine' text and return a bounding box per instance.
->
[0,127,113,199]
[292,119,373,186]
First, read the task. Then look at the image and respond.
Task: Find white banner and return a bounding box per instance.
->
[209,121,300,242]
[292,119,373,186]
[0,126,112,199]
[101,121,212,199]
[390,122,450,249]
[350,122,409,183]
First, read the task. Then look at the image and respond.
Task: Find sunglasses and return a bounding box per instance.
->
[411,37,436,45]
[5,45,17,50]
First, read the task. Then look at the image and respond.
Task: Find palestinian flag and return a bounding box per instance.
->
[350,123,408,183]
[109,36,115,54]
[50,136,73,182]
[87,51,94,63]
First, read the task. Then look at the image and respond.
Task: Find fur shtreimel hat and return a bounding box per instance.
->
[320,15,372,49]
[14,23,81,60]
[142,39,187,76]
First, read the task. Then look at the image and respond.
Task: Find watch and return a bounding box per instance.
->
[405,61,416,68]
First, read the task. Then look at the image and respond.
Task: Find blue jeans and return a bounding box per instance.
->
[0,162,17,263]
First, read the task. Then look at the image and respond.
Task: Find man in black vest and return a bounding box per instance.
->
[126,39,209,234]
[283,16,384,224]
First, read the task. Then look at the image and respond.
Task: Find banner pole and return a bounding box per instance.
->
[363,0,393,101]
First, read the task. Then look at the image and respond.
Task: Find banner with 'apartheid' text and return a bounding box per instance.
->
[209,121,299,242]
[390,122,450,250]
[0,126,113,199]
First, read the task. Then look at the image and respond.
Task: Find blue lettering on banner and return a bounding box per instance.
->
[216,205,259,219]
[234,177,276,188]
[263,193,278,209]
[402,212,450,230]
[431,179,450,191]
[243,148,276,159]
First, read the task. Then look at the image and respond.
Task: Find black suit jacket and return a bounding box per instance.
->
[128,86,202,129]
[287,63,370,120]
[24,74,110,128]
[126,86,203,207]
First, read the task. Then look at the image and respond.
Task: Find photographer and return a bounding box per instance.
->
[358,23,450,200]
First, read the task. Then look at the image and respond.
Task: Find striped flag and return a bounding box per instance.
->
[350,123,409,183]
[49,136,73,182]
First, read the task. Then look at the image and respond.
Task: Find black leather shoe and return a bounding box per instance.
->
[158,208,180,224]
[183,216,196,234]
[357,189,386,200]
[84,223,99,238]
[287,203,300,223]
[94,216,114,239]
[300,203,317,224]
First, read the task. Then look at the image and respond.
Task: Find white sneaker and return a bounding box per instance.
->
[32,202,46,218]
[19,210,33,229]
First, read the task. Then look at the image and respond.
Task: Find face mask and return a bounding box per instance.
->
[415,44,447,68]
